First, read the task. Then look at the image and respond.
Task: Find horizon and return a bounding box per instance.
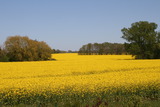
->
[0,0,160,51]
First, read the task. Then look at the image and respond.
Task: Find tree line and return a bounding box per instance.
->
[78,42,126,55]
[0,36,52,62]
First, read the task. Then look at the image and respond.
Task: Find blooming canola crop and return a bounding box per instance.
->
[0,53,160,101]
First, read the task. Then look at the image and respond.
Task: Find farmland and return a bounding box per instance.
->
[0,53,160,106]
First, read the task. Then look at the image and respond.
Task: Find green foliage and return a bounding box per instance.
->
[78,42,126,55]
[121,21,160,59]
[3,35,52,61]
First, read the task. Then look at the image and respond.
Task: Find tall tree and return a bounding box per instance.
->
[121,21,159,59]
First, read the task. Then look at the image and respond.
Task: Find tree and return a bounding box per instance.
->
[5,36,30,61]
[121,21,160,59]
[4,35,52,61]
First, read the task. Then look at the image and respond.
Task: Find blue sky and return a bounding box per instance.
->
[0,0,160,51]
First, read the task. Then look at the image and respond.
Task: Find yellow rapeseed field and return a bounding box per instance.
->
[0,53,160,105]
